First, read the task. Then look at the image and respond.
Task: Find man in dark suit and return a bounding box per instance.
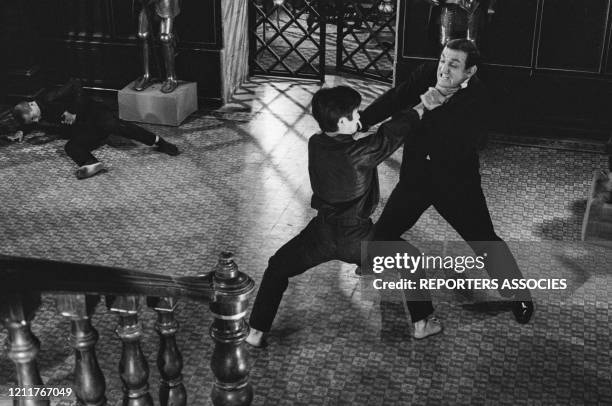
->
[12,78,179,179]
[360,38,534,325]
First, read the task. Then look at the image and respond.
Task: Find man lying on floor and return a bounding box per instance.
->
[11,78,179,179]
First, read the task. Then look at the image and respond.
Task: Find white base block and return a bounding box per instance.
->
[118,81,197,126]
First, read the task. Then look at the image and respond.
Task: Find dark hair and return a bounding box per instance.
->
[311,86,361,132]
[444,38,481,68]
[12,101,32,126]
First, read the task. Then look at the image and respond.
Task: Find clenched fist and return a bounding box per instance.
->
[61,111,77,125]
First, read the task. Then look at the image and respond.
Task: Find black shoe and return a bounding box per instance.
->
[354,266,374,277]
[512,300,534,324]
[156,138,180,156]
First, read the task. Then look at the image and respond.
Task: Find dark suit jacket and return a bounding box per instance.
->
[21,78,92,137]
[360,62,490,188]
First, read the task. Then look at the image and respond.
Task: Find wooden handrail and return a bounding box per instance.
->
[0,255,253,302]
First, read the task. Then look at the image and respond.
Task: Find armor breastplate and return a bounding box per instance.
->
[438,0,483,44]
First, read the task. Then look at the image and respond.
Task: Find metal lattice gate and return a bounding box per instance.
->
[249,0,327,81]
[335,0,396,83]
[249,0,396,83]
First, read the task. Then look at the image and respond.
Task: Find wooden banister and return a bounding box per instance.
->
[0,252,255,406]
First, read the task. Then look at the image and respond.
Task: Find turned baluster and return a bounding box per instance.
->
[106,295,153,406]
[56,294,106,406]
[209,252,255,406]
[147,296,186,406]
[0,292,49,406]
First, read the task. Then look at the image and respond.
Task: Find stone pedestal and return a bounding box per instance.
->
[118,81,197,126]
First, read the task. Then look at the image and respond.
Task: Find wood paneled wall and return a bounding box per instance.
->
[396,0,612,138]
[1,0,227,106]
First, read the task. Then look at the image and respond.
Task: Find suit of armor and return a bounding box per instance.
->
[133,0,181,93]
[425,0,495,46]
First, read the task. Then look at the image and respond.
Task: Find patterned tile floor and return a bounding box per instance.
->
[1,74,611,406]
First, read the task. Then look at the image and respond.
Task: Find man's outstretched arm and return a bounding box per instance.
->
[352,106,424,168]
[360,63,434,129]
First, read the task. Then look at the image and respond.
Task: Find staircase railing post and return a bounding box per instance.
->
[147,296,187,406]
[106,295,153,406]
[56,294,106,406]
[0,292,48,406]
[208,252,255,406]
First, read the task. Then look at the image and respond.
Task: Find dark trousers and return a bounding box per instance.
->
[374,169,526,301]
[64,105,156,166]
[372,240,436,323]
[249,215,375,333]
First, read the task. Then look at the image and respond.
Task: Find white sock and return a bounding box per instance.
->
[154,135,160,145]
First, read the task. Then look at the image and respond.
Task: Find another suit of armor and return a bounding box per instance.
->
[425,0,495,46]
[133,0,181,93]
